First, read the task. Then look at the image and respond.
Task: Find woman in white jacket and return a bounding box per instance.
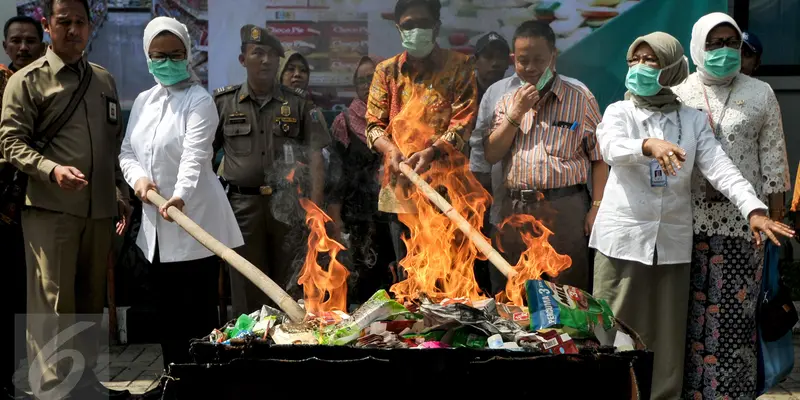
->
[119,17,243,371]
[589,31,792,400]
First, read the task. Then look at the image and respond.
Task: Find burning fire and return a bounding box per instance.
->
[496,215,572,306]
[297,198,350,314]
[385,88,489,304]
[385,87,572,306]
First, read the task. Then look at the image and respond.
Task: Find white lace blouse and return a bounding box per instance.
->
[673,73,790,239]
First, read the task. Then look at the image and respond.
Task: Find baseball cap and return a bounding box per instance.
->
[742,31,763,56]
[475,31,510,55]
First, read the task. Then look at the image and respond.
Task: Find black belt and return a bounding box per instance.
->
[508,184,586,203]
[227,183,275,196]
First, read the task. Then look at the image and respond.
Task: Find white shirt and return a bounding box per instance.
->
[673,73,790,239]
[120,84,244,263]
[589,100,766,265]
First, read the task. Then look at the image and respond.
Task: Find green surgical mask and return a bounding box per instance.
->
[400,28,435,58]
[703,47,741,78]
[625,56,686,97]
[147,59,191,86]
[535,67,554,91]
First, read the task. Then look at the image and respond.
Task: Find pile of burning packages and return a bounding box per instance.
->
[206,280,635,354]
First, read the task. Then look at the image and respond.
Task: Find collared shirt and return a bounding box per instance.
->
[0,48,128,219]
[589,100,766,265]
[365,47,478,151]
[365,47,478,214]
[470,74,523,225]
[489,75,602,190]
[213,83,330,187]
[121,83,243,263]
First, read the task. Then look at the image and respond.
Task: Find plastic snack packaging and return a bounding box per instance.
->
[526,280,614,338]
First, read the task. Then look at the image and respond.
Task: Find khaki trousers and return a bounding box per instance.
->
[593,251,689,400]
[228,193,293,316]
[22,208,113,396]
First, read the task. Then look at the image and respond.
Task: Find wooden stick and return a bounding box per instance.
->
[398,164,517,279]
[146,190,306,323]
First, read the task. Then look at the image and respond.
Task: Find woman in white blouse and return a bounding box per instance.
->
[589,31,792,400]
[119,17,243,373]
[672,13,791,399]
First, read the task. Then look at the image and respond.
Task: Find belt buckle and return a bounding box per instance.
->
[259,186,273,196]
[520,190,542,203]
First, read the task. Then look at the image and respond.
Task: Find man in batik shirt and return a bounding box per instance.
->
[366,0,478,274]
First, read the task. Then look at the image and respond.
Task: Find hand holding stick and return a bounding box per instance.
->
[397,163,518,279]
[146,189,306,323]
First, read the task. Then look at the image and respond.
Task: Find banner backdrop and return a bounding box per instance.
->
[208,0,727,112]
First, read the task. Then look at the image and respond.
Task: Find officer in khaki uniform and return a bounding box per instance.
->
[0,1,130,397]
[214,25,330,315]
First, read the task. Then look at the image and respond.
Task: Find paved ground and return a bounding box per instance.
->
[13,337,800,397]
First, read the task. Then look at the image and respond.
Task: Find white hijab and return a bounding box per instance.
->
[142,16,198,86]
[690,12,742,86]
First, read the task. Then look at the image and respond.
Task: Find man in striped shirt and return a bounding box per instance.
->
[484,21,609,293]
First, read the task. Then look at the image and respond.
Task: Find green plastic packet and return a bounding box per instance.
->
[320,290,413,346]
[451,328,488,349]
[224,313,257,339]
[526,280,615,339]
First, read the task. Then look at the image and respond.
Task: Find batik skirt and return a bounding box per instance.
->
[682,233,764,400]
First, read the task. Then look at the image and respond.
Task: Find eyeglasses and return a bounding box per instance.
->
[627,55,660,66]
[398,19,437,31]
[149,52,187,62]
[355,73,374,86]
[705,38,742,51]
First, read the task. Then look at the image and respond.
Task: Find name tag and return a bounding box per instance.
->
[283,144,295,165]
[228,113,247,124]
[275,117,297,124]
[650,159,667,187]
[106,98,118,124]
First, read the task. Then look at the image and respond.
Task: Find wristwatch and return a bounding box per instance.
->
[592,200,602,208]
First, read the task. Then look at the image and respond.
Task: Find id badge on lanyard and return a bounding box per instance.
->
[650,159,667,187]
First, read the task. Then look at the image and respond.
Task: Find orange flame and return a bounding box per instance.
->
[386,88,491,304]
[495,215,572,306]
[386,87,572,306]
[297,198,350,314]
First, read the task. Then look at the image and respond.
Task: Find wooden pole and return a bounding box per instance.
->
[398,163,518,279]
[146,190,306,323]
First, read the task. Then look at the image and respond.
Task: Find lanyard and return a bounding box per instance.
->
[702,79,735,139]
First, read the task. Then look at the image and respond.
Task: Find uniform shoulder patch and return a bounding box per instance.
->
[88,62,107,71]
[214,84,241,97]
[281,84,308,99]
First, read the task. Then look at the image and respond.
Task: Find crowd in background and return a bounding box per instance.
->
[0,0,795,399]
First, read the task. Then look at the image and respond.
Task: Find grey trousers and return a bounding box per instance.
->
[491,189,592,294]
[593,251,690,400]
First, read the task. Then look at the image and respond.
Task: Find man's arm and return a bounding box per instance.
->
[484,95,518,165]
[110,78,130,202]
[0,72,56,182]
[434,61,478,154]
[584,96,608,203]
[365,63,391,152]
